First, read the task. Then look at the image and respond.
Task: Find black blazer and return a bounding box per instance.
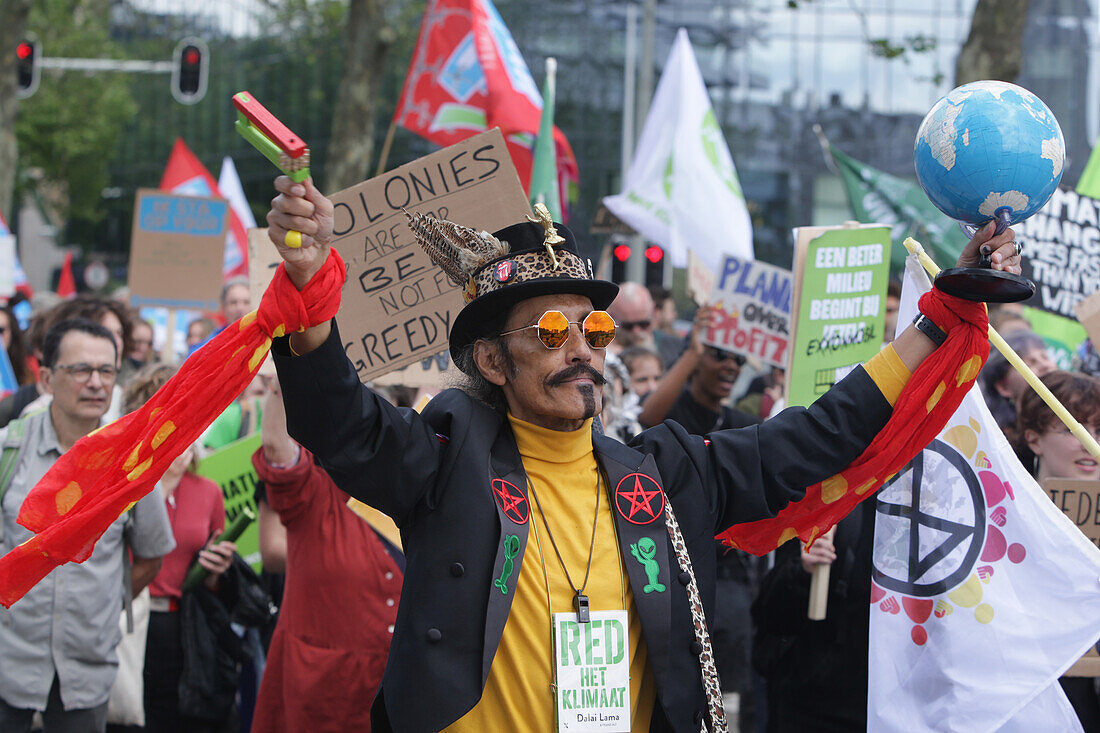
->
[273,323,891,732]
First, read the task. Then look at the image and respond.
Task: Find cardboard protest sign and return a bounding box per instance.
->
[371,351,452,389]
[247,227,282,308]
[328,128,530,383]
[1045,479,1100,549]
[1018,187,1100,319]
[702,255,791,368]
[247,227,283,377]
[195,434,263,571]
[1045,478,1100,676]
[128,189,228,311]
[686,249,716,306]
[787,224,891,408]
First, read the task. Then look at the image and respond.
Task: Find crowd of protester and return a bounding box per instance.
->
[0,269,1096,732]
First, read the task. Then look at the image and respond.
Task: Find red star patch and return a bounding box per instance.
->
[491,479,529,524]
[614,473,664,525]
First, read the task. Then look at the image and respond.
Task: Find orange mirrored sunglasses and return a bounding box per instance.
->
[499,310,616,350]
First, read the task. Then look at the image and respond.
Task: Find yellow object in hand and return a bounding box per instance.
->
[284,229,302,248]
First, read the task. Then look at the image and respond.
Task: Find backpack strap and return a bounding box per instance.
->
[0,418,29,547]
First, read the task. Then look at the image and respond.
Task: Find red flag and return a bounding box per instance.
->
[57,252,76,298]
[159,139,249,281]
[393,0,579,220]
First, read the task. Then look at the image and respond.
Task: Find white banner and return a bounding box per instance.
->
[602,28,752,271]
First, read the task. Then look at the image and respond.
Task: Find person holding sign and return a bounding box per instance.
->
[265,174,1021,732]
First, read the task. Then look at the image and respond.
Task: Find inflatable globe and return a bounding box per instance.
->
[914,80,1064,228]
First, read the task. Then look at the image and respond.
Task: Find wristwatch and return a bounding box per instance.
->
[912,313,947,348]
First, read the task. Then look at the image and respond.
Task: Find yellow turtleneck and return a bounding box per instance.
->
[444,415,655,732]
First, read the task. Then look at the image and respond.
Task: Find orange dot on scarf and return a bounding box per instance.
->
[777,527,798,546]
[272,324,286,338]
[150,421,175,451]
[127,457,154,481]
[855,478,877,495]
[821,474,848,503]
[123,444,143,472]
[248,341,271,372]
[78,449,114,471]
[239,311,258,330]
[55,482,82,515]
[926,382,947,412]
[955,355,982,387]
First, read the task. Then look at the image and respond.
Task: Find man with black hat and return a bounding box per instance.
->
[265,176,1021,732]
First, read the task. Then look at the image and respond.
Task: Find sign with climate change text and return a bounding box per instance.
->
[703,255,792,368]
[553,611,630,732]
[1018,187,1100,319]
[788,225,891,408]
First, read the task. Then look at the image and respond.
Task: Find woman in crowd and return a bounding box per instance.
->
[123,364,237,733]
[0,303,33,386]
[980,329,1056,431]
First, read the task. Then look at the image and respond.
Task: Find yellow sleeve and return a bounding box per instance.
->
[863,344,911,407]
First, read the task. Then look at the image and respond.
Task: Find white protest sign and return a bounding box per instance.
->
[703,255,792,368]
[686,249,716,306]
[0,236,15,298]
[553,611,630,732]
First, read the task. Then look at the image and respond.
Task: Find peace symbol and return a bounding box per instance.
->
[872,439,986,598]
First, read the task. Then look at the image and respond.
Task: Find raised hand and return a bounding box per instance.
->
[957,220,1022,274]
[266,176,335,290]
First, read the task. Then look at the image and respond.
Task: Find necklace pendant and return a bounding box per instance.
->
[574,592,590,623]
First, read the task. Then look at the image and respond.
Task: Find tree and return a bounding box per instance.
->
[323,0,396,192]
[0,0,31,224]
[955,0,1031,85]
[14,0,136,234]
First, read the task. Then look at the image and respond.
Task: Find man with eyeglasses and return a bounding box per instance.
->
[265,178,1022,732]
[0,319,174,732]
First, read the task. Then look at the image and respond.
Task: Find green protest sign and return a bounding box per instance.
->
[195,434,262,571]
[789,225,892,408]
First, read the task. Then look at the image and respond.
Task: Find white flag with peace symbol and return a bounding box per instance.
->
[867,256,1100,732]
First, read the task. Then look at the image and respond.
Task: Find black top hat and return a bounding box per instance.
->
[406,205,619,372]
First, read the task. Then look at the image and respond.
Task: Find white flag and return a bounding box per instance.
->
[603,28,752,271]
[867,256,1100,732]
[217,156,255,280]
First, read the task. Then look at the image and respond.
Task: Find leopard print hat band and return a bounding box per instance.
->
[466,247,592,304]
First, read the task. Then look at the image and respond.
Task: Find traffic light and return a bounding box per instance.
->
[15,38,40,99]
[644,244,666,286]
[171,38,208,104]
[611,242,632,283]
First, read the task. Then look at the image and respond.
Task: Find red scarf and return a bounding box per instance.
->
[0,251,346,607]
[717,289,990,555]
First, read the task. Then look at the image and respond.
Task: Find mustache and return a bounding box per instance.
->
[546,363,607,387]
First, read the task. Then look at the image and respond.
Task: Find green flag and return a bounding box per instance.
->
[828,143,968,273]
[1076,140,1100,199]
[529,58,561,221]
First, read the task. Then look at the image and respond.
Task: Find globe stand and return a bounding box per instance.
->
[934,207,1036,303]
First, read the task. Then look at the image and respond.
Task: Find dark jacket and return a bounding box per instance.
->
[751,500,875,732]
[273,323,891,732]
